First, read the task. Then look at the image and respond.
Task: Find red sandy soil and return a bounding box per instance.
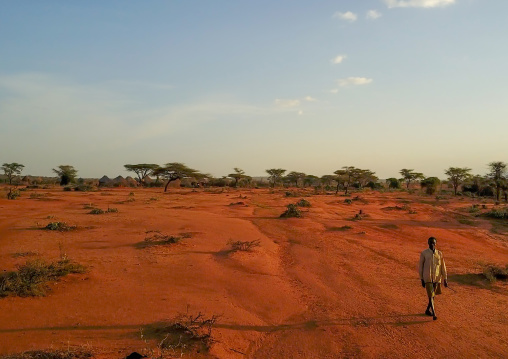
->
[0,187,507,358]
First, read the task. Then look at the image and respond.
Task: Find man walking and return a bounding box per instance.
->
[419,237,447,320]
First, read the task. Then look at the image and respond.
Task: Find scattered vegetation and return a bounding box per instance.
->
[44,222,76,231]
[344,199,352,205]
[7,188,20,200]
[88,207,118,214]
[141,311,219,356]
[228,239,261,252]
[296,198,311,207]
[483,208,508,219]
[482,264,508,283]
[280,204,302,218]
[89,208,104,214]
[140,231,191,248]
[0,258,86,297]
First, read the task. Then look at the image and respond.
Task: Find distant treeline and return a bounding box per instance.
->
[1,161,507,201]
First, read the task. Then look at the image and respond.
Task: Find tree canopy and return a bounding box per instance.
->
[445,167,471,195]
[399,169,424,189]
[284,171,306,187]
[266,168,286,187]
[228,168,247,187]
[1,163,24,185]
[487,161,507,201]
[53,165,78,186]
[124,164,160,185]
[153,162,203,192]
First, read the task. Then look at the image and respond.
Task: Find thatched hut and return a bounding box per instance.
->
[98,175,112,187]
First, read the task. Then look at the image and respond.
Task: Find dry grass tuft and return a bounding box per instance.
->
[228,239,261,252]
[141,311,219,357]
[44,222,76,231]
[0,258,86,297]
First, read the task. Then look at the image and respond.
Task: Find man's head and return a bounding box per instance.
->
[428,237,437,251]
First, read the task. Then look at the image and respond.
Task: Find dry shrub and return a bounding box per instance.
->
[0,348,93,359]
[7,188,20,200]
[89,208,104,215]
[44,222,76,231]
[280,204,302,218]
[296,199,311,207]
[142,312,219,356]
[228,239,261,252]
[0,258,86,297]
[143,231,183,247]
[482,264,508,283]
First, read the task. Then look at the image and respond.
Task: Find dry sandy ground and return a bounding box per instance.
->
[0,187,507,358]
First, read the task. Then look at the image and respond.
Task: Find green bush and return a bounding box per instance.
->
[7,188,20,200]
[296,199,311,207]
[89,208,104,214]
[0,258,86,297]
[484,209,508,219]
[45,222,75,231]
[106,207,118,213]
[280,204,302,218]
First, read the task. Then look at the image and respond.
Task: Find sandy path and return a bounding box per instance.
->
[0,188,507,358]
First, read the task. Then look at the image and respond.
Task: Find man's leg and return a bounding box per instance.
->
[425,298,433,316]
[431,283,437,320]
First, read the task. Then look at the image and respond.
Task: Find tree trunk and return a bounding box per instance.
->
[164,179,172,192]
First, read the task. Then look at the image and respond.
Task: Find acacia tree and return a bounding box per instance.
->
[487,161,507,202]
[445,167,471,195]
[399,169,425,189]
[284,171,306,187]
[53,165,78,185]
[124,164,159,185]
[266,168,286,187]
[334,166,361,195]
[153,162,202,192]
[1,163,24,185]
[303,175,319,188]
[356,169,377,188]
[228,168,247,188]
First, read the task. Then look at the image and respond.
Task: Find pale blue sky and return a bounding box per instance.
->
[1,0,506,179]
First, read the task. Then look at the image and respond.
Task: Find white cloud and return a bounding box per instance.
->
[366,10,382,19]
[384,0,455,8]
[330,89,339,94]
[274,98,301,108]
[332,11,358,22]
[338,77,373,87]
[331,55,347,64]
[298,110,304,116]
[304,96,317,102]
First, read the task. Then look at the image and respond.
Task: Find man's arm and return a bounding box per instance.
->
[441,251,448,287]
[419,252,425,287]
